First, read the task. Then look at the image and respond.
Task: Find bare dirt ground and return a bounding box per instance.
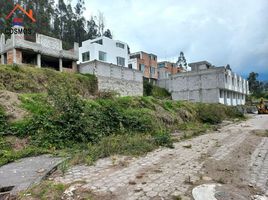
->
[0,90,27,121]
[52,115,268,200]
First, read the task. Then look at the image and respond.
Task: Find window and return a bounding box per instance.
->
[130,54,140,59]
[82,51,90,62]
[220,90,224,98]
[99,51,107,61]
[150,55,156,61]
[158,63,165,68]
[128,64,132,69]
[92,39,103,45]
[150,67,155,75]
[139,64,145,72]
[117,57,125,67]
[116,42,125,49]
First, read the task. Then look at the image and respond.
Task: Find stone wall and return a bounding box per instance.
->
[79,60,143,96]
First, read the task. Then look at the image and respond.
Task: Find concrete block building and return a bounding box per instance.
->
[157,61,183,79]
[0,26,79,72]
[79,36,128,67]
[158,61,249,105]
[128,51,158,84]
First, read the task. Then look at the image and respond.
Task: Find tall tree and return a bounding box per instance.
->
[176,51,188,69]
[247,72,261,93]
[86,17,98,39]
[96,11,105,37]
[74,0,86,46]
[103,29,112,39]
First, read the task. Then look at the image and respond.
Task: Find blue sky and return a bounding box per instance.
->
[83,0,268,81]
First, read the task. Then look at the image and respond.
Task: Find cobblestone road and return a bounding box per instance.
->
[54,115,268,200]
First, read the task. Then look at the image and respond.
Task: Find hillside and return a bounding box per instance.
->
[0,65,97,97]
[0,65,244,166]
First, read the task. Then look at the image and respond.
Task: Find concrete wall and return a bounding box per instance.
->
[98,76,143,96]
[79,37,128,67]
[79,60,143,96]
[158,64,249,105]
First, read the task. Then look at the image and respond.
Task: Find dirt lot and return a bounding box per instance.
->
[48,115,268,200]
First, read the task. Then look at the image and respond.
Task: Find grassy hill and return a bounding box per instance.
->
[0,65,97,97]
[0,65,244,166]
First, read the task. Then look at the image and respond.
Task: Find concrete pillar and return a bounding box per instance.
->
[37,54,41,68]
[59,58,63,72]
[224,90,227,105]
[1,54,4,64]
[72,61,77,72]
[230,92,232,106]
[13,48,16,64]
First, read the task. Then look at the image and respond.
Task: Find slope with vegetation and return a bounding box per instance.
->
[0,65,244,166]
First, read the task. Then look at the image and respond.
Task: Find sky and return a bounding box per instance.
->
[83,0,268,81]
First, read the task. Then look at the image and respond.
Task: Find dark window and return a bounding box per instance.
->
[130,54,141,59]
[150,67,155,75]
[220,90,224,98]
[117,57,125,67]
[82,51,90,62]
[99,51,107,61]
[128,64,132,69]
[116,42,125,49]
[92,39,103,45]
[139,64,145,72]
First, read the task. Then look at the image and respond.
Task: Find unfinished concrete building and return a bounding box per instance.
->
[158,61,249,105]
[0,26,79,72]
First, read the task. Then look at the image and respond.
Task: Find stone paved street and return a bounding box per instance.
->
[53,115,268,199]
[0,154,64,194]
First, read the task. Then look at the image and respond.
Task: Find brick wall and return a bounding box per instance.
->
[6,49,22,64]
[137,52,158,79]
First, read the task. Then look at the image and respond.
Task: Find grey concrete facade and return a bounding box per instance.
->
[0,26,78,72]
[79,60,143,96]
[158,61,249,105]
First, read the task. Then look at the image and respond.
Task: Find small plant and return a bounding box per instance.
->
[0,106,8,134]
[58,160,70,175]
[153,131,174,148]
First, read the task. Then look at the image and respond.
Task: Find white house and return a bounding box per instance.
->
[79,36,129,67]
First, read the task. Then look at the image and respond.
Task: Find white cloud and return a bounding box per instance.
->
[83,0,268,79]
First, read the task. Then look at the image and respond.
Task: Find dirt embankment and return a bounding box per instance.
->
[0,90,27,122]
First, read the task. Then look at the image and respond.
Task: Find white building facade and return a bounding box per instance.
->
[79,36,128,67]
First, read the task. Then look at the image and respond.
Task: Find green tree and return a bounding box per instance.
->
[247,72,261,93]
[86,17,98,39]
[103,29,112,39]
[176,52,188,69]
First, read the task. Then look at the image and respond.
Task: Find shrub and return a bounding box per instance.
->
[197,103,244,124]
[0,106,7,134]
[197,104,225,124]
[153,131,173,148]
[143,80,171,98]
